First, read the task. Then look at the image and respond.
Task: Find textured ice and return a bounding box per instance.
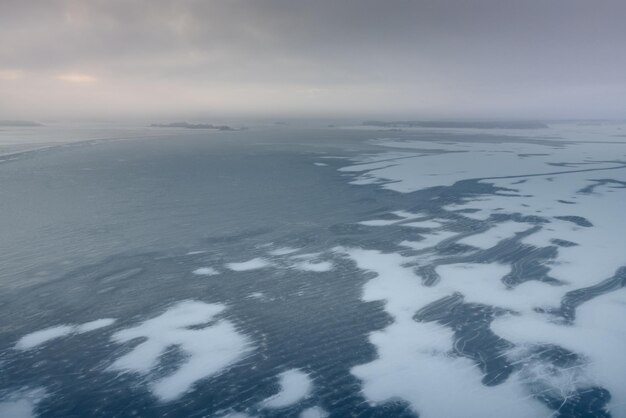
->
[192,267,219,276]
[262,369,312,409]
[226,258,273,271]
[292,260,333,272]
[108,300,252,402]
[268,247,300,256]
[342,248,550,417]
[402,219,443,229]
[458,221,531,249]
[492,288,626,416]
[15,318,116,350]
[340,130,626,415]
[342,138,625,193]
[399,230,457,251]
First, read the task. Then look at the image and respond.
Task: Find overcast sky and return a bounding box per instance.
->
[1,0,625,121]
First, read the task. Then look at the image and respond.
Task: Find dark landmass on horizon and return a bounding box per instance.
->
[150,122,238,131]
[363,120,549,129]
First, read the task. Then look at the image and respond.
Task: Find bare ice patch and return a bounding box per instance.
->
[108,300,253,402]
[226,258,273,271]
[262,369,312,409]
[15,318,116,350]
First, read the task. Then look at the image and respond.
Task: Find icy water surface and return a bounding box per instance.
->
[1,123,626,417]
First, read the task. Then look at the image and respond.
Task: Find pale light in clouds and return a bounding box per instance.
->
[56,73,98,84]
[0,0,625,120]
[0,69,23,81]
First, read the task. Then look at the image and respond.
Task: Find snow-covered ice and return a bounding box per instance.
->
[15,318,116,350]
[262,369,312,409]
[193,267,219,276]
[108,300,252,402]
[226,258,273,271]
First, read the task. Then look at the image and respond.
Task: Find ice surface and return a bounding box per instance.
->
[292,260,333,272]
[192,267,219,276]
[0,398,34,418]
[262,369,312,409]
[0,388,46,418]
[268,247,300,256]
[402,219,443,229]
[457,221,531,249]
[399,230,457,251]
[342,248,550,417]
[338,130,626,415]
[15,326,74,351]
[492,288,626,416]
[226,258,273,271]
[15,318,116,350]
[76,318,116,333]
[109,300,252,402]
[300,406,328,418]
[358,219,399,226]
[341,138,625,193]
[436,263,563,313]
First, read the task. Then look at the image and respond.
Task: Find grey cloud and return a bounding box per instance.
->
[1,0,625,119]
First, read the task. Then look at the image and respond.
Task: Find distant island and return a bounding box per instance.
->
[150,122,237,131]
[0,120,44,127]
[362,120,548,129]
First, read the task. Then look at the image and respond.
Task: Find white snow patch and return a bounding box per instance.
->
[15,318,116,350]
[436,263,563,313]
[313,162,328,166]
[291,253,320,260]
[262,369,312,409]
[358,219,399,226]
[193,267,219,276]
[300,406,328,418]
[15,326,74,351]
[108,300,252,402]
[76,318,116,333]
[0,388,46,418]
[226,258,273,271]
